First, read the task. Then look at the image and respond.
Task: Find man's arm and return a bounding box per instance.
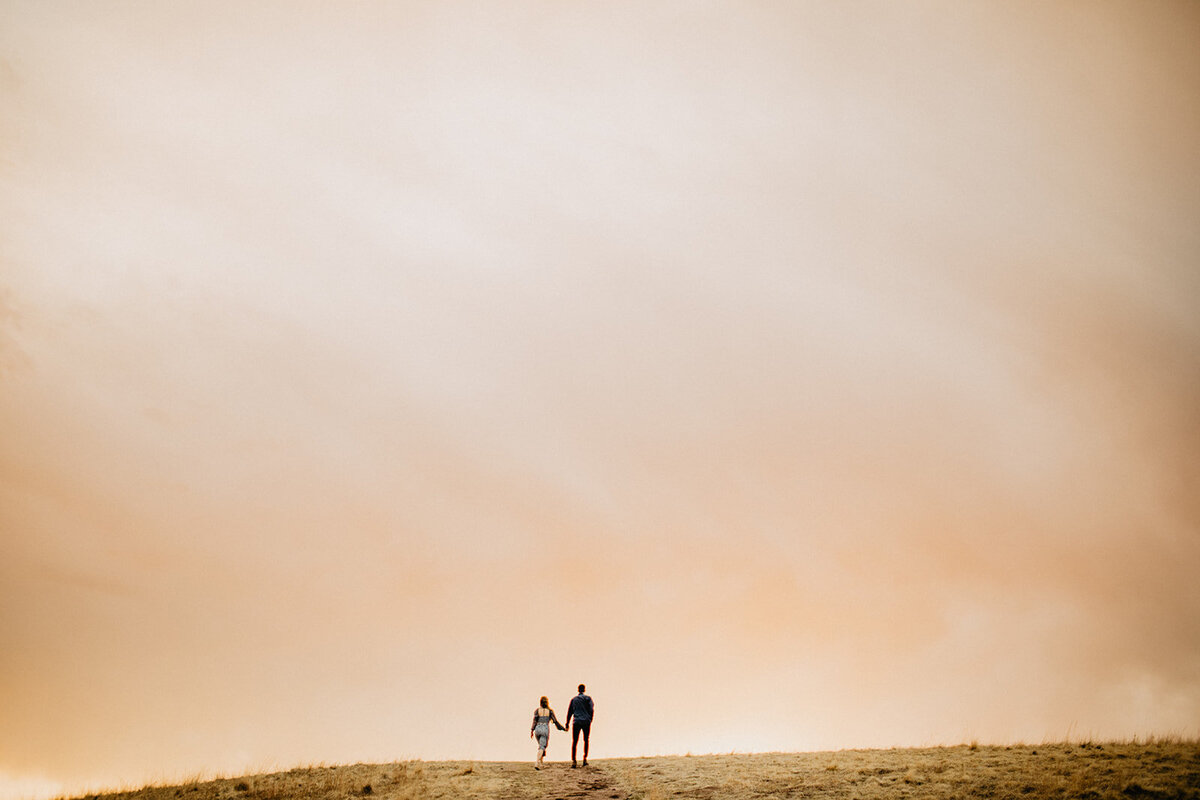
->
[587,696,594,720]
[564,698,574,727]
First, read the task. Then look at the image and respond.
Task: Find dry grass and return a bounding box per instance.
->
[66,741,1200,800]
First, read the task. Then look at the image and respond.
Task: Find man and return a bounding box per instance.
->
[564,683,594,768]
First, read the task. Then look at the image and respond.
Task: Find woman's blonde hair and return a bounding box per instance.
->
[540,696,549,708]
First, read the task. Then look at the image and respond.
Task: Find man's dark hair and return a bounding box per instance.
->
[578,684,586,693]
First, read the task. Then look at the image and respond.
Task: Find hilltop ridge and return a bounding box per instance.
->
[69,741,1200,800]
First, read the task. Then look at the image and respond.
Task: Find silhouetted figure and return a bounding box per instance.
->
[564,683,594,767]
[530,695,565,769]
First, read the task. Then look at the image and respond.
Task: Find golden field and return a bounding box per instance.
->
[72,741,1200,800]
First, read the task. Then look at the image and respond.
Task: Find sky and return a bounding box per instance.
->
[2,1,1199,797]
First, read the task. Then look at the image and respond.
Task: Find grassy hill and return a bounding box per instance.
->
[71,741,1200,800]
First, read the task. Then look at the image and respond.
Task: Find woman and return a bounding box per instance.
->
[530,695,565,769]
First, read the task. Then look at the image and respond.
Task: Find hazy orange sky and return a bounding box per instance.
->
[2,2,1199,798]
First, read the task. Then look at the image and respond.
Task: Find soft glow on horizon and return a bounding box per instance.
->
[2,2,1199,798]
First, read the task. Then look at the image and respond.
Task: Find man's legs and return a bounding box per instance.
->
[571,723,580,766]
[579,721,590,765]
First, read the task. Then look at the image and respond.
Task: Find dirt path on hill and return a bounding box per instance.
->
[506,762,625,800]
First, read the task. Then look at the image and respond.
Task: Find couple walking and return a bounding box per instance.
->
[530,684,593,769]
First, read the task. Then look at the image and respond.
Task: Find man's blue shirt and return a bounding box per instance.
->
[566,693,594,724]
